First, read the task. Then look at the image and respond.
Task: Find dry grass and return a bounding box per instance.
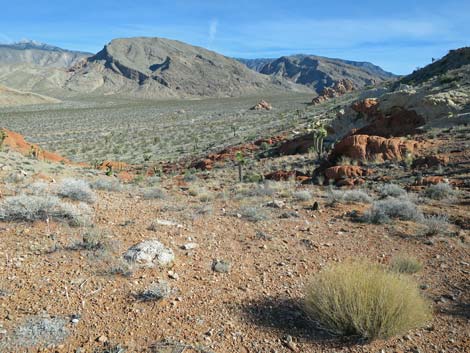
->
[304,261,431,340]
[390,255,423,274]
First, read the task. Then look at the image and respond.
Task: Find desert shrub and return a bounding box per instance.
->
[362,197,423,224]
[10,316,69,348]
[327,189,372,205]
[27,181,50,195]
[0,195,91,226]
[142,187,166,200]
[57,178,96,204]
[390,255,423,274]
[71,228,109,250]
[304,261,431,340]
[238,206,268,222]
[424,183,456,200]
[292,190,312,201]
[91,178,122,192]
[420,214,449,236]
[380,184,407,198]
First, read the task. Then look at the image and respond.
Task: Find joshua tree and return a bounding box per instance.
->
[235,151,245,182]
[315,126,328,155]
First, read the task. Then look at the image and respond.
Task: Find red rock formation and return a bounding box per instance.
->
[311,79,355,105]
[329,134,421,162]
[264,170,309,182]
[98,160,128,171]
[351,98,379,119]
[324,165,373,181]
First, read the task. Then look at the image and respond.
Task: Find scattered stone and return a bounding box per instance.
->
[266,200,285,209]
[135,281,172,302]
[212,259,231,273]
[181,243,198,250]
[168,270,179,280]
[124,240,175,268]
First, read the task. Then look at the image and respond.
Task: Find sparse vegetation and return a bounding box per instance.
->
[304,261,431,340]
[420,214,450,236]
[424,183,456,200]
[379,184,407,198]
[238,206,268,222]
[0,194,91,226]
[91,178,123,192]
[327,188,372,205]
[292,190,312,201]
[57,178,96,204]
[390,255,423,274]
[142,187,166,200]
[361,197,423,224]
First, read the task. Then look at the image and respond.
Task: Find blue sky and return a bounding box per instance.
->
[1,0,469,74]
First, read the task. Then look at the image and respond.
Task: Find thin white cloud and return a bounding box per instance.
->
[208,19,218,46]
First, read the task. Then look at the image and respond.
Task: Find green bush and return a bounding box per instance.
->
[304,261,431,340]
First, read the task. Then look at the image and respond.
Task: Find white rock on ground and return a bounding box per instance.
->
[124,240,175,268]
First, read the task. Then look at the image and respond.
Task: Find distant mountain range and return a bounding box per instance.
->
[0,37,396,99]
[237,55,395,93]
[0,40,91,68]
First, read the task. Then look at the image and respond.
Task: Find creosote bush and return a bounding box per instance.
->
[238,206,268,222]
[58,178,96,204]
[0,195,91,226]
[379,184,407,198]
[327,189,372,205]
[390,255,423,274]
[362,197,423,224]
[420,214,449,236]
[292,190,312,201]
[142,187,166,200]
[91,178,123,192]
[424,183,456,200]
[304,261,431,340]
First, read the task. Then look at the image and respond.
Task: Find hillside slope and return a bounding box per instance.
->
[0,40,91,68]
[64,37,312,98]
[0,85,60,106]
[238,54,395,93]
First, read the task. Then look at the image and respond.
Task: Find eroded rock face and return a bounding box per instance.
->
[354,107,425,137]
[124,240,175,268]
[264,170,309,182]
[324,165,373,181]
[329,134,421,162]
[311,79,355,105]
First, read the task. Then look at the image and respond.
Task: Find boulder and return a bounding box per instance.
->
[354,107,425,137]
[324,166,373,181]
[251,100,272,111]
[124,240,175,268]
[311,79,355,105]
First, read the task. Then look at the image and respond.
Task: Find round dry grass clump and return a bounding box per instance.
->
[304,261,431,340]
[390,255,423,274]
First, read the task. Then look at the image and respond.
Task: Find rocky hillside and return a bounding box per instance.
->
[64,37,311,98]
[0,40,91,68]
[400,47,470,85]
[0,85,60,106]
[238,54,395,93]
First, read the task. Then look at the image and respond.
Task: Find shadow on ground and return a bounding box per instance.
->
[241,296,364,349]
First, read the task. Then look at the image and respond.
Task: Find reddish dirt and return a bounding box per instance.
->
[1,128,70,164]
